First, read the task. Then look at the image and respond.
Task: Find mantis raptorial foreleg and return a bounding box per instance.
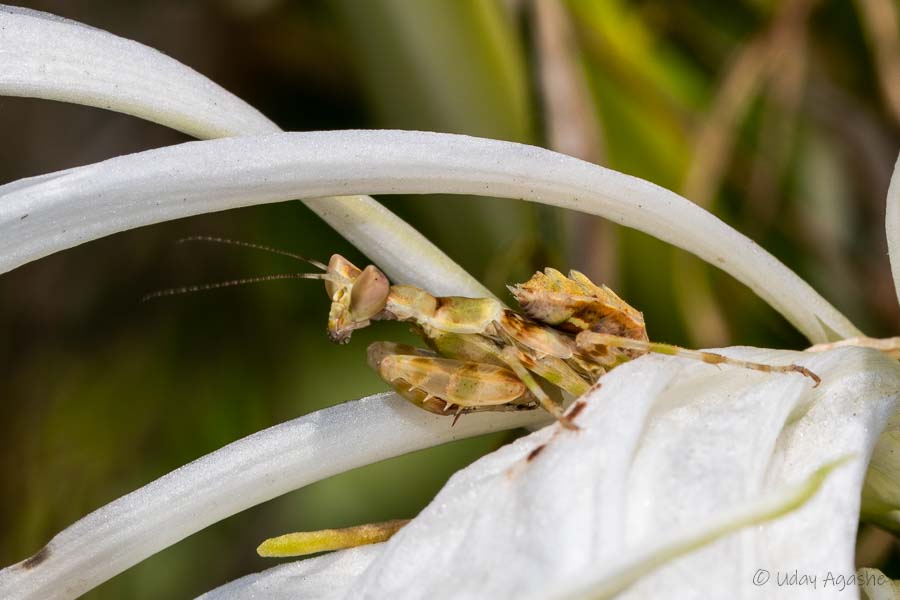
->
[576,331,821,386]
[367,342,537,415]
[498,346,577,430]
[516,353,592,398]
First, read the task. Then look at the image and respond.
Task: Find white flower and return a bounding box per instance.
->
[200,347,898,600]
[0,6,898,600]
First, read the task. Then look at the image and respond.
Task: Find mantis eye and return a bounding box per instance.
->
[350,265,390,320]
[325,254,362,299]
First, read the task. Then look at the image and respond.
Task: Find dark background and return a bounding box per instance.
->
[2,1,899,597]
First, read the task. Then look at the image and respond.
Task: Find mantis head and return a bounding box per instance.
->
[140,239,390,345]
[324,254,391,344]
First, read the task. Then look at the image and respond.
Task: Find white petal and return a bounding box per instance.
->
[0,6,491,298]
[0,131,858,343]
[887,154,900,307]
[204,347,899,599]
[0,4,856,331]
[196,546,382,600]
[300,194,493,297]
[861,411,900,530]
[0,393,545,600]
[0,5,277,138]
[550,458,848,600]
[858,568,900,599]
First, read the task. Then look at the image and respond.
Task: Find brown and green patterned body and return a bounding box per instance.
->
[322,256,818,429]
[147,239,819,430]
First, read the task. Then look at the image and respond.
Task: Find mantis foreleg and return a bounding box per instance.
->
[499,346,578,430]
[368,343,538,415]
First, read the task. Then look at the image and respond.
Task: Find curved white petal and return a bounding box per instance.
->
[0,6,490,298]
[204,347,900,599]
[0,5,277,138]
[0,5,857,331]
[0,393,545,600]
[300,194,492,297]
[887,154,900,306]
[861,409,900,531]
[0,131,858,343]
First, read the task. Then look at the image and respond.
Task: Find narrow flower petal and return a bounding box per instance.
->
[0,393,544,600]
[300,195,493,297]
[861,413,900,531]
[0,131,858,343]
[0,5,859,330]
[887,153,900,306]
[0,6,491,298]
[0,5,277,138]
[858,568,900,599]
[203,347,899,599]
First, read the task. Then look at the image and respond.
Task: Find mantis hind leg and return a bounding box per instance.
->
[576,332,821,386]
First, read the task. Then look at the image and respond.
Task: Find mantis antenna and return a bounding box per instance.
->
[177,236,329,271]
[141,273,336,302]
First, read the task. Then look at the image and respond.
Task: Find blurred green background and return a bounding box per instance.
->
[2,0,899,597]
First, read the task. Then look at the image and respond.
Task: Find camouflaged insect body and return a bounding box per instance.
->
[323,256,817,425]
[322,256,651,422]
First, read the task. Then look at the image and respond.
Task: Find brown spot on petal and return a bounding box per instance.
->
[567,400,588,421]
[527,444,547,462]
[21,546,50,569]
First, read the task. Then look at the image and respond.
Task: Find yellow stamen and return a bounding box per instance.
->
[256,519,410,558]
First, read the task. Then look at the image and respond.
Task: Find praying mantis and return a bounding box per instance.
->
[148,237,820,431]
[149,237,826,556]
[318,253,820,430]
